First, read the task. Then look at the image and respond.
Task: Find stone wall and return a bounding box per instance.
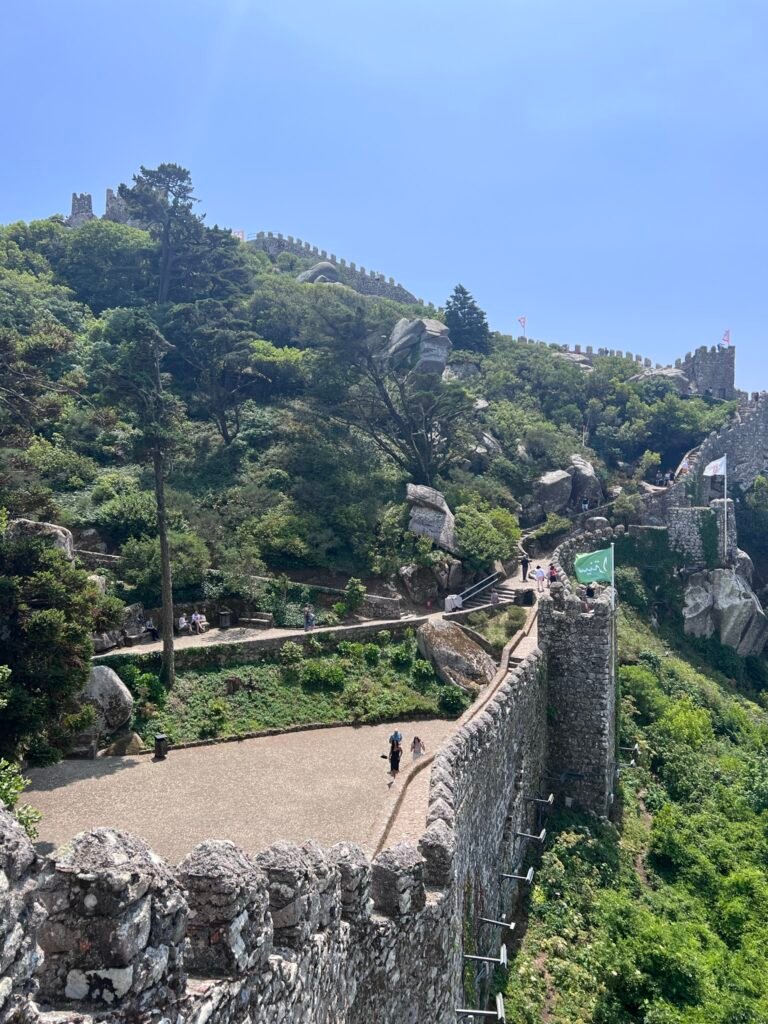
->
[249,232,423,305]
[7,549,617,1023]
[643,392,768,528]
[681,345,736,400]
[538,591,617,815]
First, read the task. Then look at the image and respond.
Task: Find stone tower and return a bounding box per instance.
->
[67,192,95,228]
[682,345,736,400]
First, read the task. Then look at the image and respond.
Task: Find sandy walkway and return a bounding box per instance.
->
[25,718,454,864]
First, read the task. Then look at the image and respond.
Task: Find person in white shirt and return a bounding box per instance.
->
[533,565,546,593]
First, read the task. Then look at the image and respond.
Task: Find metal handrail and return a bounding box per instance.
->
[459,571,502,603]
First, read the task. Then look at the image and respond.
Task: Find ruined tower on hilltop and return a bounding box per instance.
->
[66,189,135,228]
[66,192,96,228]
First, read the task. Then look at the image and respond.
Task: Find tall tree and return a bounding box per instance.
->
[90,309,181,686]
[311,318,474,487]
[444,283,491,354]
[118,164,202,304]
[161,300,257,445]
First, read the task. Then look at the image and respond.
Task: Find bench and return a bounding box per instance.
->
[236,614,274,629]
[174,616,210,636]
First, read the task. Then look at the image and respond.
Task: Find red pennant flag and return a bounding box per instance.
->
[518,316,527,332]
[720,329,730,347]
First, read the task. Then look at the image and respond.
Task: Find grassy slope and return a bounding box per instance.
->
[504,607,768,1024]
[120,636,469,745]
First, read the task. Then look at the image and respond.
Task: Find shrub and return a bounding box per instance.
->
[375,630,392,646]
[343,577,366,614]
[298,659,345,691]
[332,601,348,619]
[530,512,571,545]
[455,502,520,570]
[94,488,159,544]
[440,686,469,716]
[0,758,41,839]
[615,566,649,612]
[412,659,436,682]
[119,531,211,604]
[279,641,304,665]
[363,643,380,666]
[24,435,98,490]
[389,643,413,670]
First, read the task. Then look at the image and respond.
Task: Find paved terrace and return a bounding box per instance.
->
[25,718,454,862]
[27,569,540,863]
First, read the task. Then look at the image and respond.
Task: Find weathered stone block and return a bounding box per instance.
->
[371,843,425,917]
[177,840,272,976]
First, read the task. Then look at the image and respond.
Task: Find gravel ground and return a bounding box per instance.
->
[25,718,454,863]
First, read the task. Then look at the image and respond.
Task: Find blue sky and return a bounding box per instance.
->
[2,0,766,387]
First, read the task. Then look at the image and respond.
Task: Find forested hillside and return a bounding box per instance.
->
[5,162,768,1022]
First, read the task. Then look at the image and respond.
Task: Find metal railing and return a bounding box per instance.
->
[458,571,503,605]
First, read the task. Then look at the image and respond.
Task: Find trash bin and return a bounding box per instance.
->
[219,609,232,630]
[154,734,169,760]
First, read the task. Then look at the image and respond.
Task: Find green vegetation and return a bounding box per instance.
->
[465,605,527,653]
[505,596,768,1024]
[0,756,41,839]
[117,631,464,745]
[0,524,120,762]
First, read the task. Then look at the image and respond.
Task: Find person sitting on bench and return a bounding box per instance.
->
[177,613,191,635]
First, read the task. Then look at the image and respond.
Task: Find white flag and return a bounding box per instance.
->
[702,455,727,477]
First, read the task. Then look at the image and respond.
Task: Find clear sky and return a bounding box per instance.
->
[2,0,766,388]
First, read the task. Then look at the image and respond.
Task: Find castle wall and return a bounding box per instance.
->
[643,393,768,527]
[682,345,736,400]
[249,232,422,305]
[6,552,616,1024]
[538,591,617,816]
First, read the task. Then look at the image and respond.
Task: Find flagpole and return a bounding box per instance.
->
[611,541,616,667]
[724,462,728,567]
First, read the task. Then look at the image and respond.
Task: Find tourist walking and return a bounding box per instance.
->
[411,736,426,760]
[548,563,558,587]
[303,604,316,631]
[388,739,402,785]
[534,565,546,593]
[520,554,530,581]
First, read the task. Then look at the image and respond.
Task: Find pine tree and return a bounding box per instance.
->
[443,284,491,354]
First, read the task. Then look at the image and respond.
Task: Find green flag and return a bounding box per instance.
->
[574,546,614,584]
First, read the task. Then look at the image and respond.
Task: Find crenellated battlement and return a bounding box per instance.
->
[519,338,738,399]
[249,231,424,305]
[3,577,619,1023]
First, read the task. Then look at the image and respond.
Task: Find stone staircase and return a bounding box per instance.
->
[460,583,519,609]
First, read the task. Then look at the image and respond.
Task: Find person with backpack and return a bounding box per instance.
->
[520,554,530,581]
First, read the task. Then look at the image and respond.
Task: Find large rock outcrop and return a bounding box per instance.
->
[372,318,451,377]
[683,569,768,657]
[627,365,692,395]
[81,665,134,737]
[416,619,496,691]
[398,564,439,606]
[568,454,603,507]
[406,484,459,554]
[296,260,340,284]
[533,470,573,515]
[8,519,74,561]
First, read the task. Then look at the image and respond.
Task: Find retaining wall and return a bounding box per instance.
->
[6,553,616,1024]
